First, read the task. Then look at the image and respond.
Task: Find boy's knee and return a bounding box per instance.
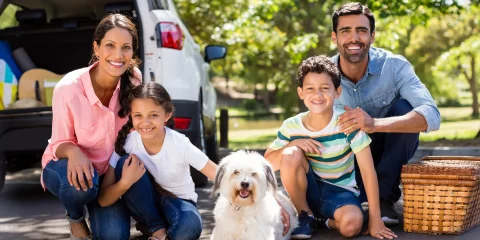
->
[338,213,363,237]
[280,146,305,168]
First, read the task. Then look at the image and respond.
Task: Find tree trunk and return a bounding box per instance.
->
[399,24,415,56]
[465,54,479,117]
[262,82,270,110]
[225,73,229,90]
[469,54,480,139]
[271,82,279,105]
[253,79,259,100]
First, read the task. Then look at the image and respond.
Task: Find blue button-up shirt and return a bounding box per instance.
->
[332,47,440,133]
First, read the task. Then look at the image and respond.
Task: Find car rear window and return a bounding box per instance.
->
[152,0,169,10]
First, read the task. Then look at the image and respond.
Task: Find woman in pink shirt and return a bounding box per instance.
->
[41,14,142,240]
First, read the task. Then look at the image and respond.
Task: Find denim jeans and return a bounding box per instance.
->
[355,99,420,203]
[115,155,202,240]
[305,164,363,220]
[43,159,131,240]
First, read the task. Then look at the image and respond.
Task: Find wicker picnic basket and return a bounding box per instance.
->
[401,156,480,234]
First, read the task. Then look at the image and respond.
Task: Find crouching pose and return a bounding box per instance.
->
[98,82,217,240]
[265,56,396,239]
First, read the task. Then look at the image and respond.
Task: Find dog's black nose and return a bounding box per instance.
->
[241,181,249,189]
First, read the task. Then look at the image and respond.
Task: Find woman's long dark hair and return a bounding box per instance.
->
[115,82,176,197]
[89,13,141,118]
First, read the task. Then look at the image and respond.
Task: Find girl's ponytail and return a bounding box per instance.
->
[166,115,175,129]
[115,117,133,156]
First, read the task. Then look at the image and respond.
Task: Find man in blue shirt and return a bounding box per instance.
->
[331,2,440,226]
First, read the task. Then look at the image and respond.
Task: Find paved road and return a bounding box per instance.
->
[1,167,479,240]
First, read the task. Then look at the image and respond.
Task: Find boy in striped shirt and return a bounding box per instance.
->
[265,55,396,239]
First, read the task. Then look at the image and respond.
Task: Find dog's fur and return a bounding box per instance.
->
[210,150,298,240]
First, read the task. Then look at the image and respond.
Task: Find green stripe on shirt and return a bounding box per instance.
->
[267,108,371,195]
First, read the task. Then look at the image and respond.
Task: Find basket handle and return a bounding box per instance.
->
[421,156,480,161]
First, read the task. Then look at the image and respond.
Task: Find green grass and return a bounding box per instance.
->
[438,107,478,121]
[420,119,480,142]
[215,107,271,118]
[222,107,480,150]
[229,133,277,150]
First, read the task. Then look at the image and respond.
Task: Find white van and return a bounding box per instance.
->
[0,0,226,192]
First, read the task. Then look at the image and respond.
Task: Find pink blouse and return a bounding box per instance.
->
[41,62,141,178]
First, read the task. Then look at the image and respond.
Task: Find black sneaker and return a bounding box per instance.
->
[291,211,314,239]
[312,215,329,229]
[380,199,399,226]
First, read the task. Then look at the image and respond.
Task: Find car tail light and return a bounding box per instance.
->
[174,117,191,130]
[159,22,183,50]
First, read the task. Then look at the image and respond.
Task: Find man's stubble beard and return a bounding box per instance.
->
[339,42,371,64]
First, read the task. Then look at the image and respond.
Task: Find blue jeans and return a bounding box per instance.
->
[115,155,202,240]
[355,99,420,203]
[43,159,131,240]
[305,165,363,219]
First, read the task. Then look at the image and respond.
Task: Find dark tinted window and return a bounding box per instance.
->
[152,0,169,10]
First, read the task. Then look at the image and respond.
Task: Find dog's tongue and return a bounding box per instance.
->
[240,189,250,197]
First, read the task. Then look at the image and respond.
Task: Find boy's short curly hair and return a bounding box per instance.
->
[296,55,341,89]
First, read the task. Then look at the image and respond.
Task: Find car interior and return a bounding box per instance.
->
[0,0,138,75]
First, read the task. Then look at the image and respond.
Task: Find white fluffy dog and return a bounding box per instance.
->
[210,150,298,240]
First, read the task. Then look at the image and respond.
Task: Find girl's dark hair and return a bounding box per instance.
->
[115,82,175,156]
[89,13,141,118]
[115,82,176,197]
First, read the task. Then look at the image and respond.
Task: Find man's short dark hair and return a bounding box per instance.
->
[332,2,375,34]
[296,55,340,89]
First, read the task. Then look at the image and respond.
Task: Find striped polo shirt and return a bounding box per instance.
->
[269,107,371,195]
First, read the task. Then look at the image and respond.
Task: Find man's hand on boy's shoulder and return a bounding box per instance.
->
[338,106,375,134]
[289,139,324,155]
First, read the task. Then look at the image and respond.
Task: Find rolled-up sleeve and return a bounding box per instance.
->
[49,86,77,160]
[393,57,441,133]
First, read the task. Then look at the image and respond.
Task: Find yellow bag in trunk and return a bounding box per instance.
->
[0,59,18,110]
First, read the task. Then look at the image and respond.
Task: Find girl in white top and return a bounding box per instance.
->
[98,82,217,240]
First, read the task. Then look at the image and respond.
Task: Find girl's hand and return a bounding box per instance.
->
[67,148,95,191]
[365,218,397,239]
[278,204,290,236]
[120,154,146,188]
[291,139,323,155]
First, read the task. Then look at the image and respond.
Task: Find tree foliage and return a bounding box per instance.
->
[434,36,480,116]
[175,0,479,115]
[405,5,480,98]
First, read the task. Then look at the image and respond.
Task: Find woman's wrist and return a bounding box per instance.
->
[66,144,81,159]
